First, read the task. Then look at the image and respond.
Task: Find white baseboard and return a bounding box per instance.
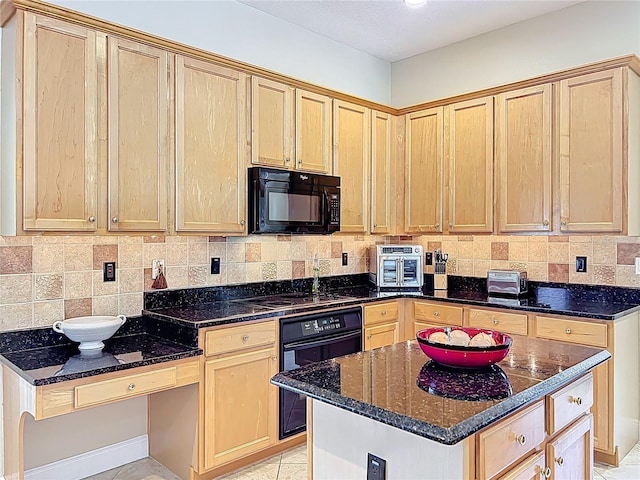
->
[24,434,148,480]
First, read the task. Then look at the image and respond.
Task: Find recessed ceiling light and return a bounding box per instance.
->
[404,0,427,6]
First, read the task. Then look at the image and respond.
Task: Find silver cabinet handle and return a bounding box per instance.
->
[561,220,567,226]
[435,223,440,228]
[542,467,551,478]
[271,355,277,361]
[543,220,549,226]
[242,335,249,342]
[515,434,526,446]
[112,217,118,223]
[493,319,499,325]
[565,328,571,334]
[88,216,96,223]
[448,223,453,228]
[571,396,583,406]
[555,457,564,466]
[240,220,246,226]
[128,383,135,391]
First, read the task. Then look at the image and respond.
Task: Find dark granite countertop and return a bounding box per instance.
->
[143,274,640,329]
[271,336,610,445]
[0,316,202,386]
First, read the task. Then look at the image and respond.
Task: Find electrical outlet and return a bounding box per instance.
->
[426,252,433,265]
[575,256,587,273]
[367,453,386,480]
[152,259,165,279]
[636,257,640,275]
[211,257,221,275]
[103,262,116,282]
[342,252,348,266]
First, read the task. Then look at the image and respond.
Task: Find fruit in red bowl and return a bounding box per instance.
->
[416,327,512,369]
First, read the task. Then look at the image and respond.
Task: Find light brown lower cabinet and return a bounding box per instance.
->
[363,301,401,351]
[200,320,279,471]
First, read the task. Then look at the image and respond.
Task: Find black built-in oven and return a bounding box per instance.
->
[248,167,340,234]
[279,307,362,439]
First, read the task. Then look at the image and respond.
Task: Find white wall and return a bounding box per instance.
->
[50,0,391,104]
[391,0,640,107]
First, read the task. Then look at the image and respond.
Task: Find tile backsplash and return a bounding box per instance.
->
[2,233,640,331]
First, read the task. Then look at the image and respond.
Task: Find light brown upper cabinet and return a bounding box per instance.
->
[445,96,494,233]
[22,13,99,231]
[333,100,370,233]
[175,56,248,233]
[107,37,169,232]
[495,85,552,233]
[370,110,393,234]
[404,107,444,233]
[250,76,294,168]
[295,89,332,173]
[558,68,624,233]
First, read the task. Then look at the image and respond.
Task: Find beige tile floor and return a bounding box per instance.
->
[84,442,640,480]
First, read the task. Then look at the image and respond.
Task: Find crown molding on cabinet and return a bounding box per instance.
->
[2,0,639,117]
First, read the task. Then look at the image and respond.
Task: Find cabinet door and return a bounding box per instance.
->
[404,108,443,233]
[203,347,278,469]
[107,37,169,232]
[295,89,332,173]
[251,76,294,168]
[496,85,552,233]
[445,96,494,233]
[175,57,248,233]
[22,13,98,231]
[546,414,592,480]
[498,451,546,480]
[364,322,399,351]
[559,68,623,233]
[371,110,393,234]
[333,100,369,233]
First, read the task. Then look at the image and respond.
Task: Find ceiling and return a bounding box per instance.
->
[237,0,585,62]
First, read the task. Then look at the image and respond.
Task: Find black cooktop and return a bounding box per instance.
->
[234,292,358,309]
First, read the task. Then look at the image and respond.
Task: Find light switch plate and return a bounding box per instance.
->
[635,257,640,275]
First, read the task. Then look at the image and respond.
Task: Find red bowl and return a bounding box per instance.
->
[416,327,512,369]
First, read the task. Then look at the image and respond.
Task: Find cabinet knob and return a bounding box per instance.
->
[561,220,567,226]
[271,355,277,361]
[433,311,440,317]
[555,456,564,467]
[88,216,96,223]
[543,220,549,227]
[128,383,135,391]
[448,223,453,228]
[112,217,118,224]
[367,334,372,340]
[435,223,440,228]
[565,328,571,334]
[542,467,552,478]
[381,310,387,316]
[493,319,499,325]
[240,220,246,226]
[514,434,527,446]
[242,335,249,342]
[373,224,378,228]
[285,157,290,163]
[297,159,302,165]
[571,396,583,406]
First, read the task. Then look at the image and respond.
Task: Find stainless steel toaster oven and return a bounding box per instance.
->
[369,245,424,289]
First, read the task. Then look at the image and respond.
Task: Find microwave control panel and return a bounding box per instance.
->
[329,194,340,224]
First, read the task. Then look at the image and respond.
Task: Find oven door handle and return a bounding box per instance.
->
[283,330,362,351]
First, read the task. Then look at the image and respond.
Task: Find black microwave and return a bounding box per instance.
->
[248,167,340,234]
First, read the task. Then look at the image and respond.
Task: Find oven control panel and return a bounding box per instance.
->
[301,316,344,336]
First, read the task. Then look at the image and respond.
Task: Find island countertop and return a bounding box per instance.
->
[271,336,610,445]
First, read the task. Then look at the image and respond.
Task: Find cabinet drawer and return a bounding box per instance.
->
[414,301,462,326]
[205,321,276,356]
[497,451,545,480]
[75,367,176,408]
[364,301,399,326]
[548,373,593,435]
[535,316,607,348]
[478,401,546,480]
[468,309,527,336]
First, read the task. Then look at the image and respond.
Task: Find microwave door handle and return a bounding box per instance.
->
[398,258,404,286]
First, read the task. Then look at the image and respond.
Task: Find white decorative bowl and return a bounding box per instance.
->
[53,315,127,351]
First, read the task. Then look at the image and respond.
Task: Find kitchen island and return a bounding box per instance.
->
[272,336,610,479]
